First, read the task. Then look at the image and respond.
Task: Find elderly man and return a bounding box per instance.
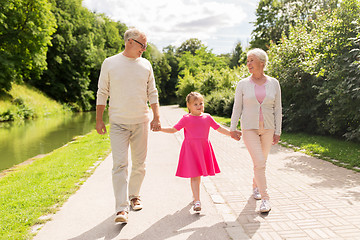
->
[96,28,161,223]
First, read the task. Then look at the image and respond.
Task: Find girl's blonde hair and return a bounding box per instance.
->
[186,92,204,113]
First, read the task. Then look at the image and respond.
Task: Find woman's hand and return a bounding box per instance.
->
[272,134,280,145]
[230,130,242,141]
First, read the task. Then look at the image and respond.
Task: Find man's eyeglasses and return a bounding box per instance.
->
[131,39,147,49]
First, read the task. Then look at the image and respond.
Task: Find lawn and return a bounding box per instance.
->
[0,129,111,239]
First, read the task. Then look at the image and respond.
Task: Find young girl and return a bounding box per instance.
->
[160,92,241,212]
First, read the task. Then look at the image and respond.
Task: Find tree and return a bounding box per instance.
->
[176,46,230,104]
[0,0,56,91]
[267,24,324,134]
[31,0,94,110]
[143,43,172,104]
[267,0,360,141]
[250,0,339,50]
[87,18,126,106]
[31,0,125,111]
[229,41,246,68]
[315,0,360,141]
[176,38,204,56]
[163,45,180,103]
[250,0,283,50]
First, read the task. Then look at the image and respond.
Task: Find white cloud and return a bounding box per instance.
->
[82,0,258,54]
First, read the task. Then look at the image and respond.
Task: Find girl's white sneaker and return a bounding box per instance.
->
[253,188,261,200]
[193,201,201,212]
[260,200,271,213]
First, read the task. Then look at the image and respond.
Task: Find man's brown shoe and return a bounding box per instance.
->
[115,211,128,223]
[130,198,143,211]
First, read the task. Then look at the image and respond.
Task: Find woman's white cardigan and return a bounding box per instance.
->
[230,76,282,136]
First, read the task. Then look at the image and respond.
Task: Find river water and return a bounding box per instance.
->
[0,111,108,172]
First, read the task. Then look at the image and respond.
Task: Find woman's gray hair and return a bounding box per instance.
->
[124,28,145,42]
[247,48,268,69]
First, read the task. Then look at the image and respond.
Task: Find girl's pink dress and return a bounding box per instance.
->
[173,113,221,178]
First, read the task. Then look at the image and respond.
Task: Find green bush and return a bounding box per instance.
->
[176,69,201,106]
[205,90,235,118]
[0,84,69,122]
[267,0,360,141]
[0,110,14,122]
[267,24,324,134]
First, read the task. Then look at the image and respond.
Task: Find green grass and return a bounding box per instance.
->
[280,132,360,169]
[0,84,70,121]
[0,129,111,239]
[212,115,360,171]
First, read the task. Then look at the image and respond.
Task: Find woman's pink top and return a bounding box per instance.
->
[253,80,267,122]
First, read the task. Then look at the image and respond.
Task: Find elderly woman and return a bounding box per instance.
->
[230,48,282,213]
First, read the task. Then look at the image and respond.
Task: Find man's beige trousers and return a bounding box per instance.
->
[110,122,148,213]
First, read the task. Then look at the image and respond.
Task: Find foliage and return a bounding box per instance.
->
[204,65,249,117]
[267,24,324,134]
[160,39,242,105]
[143,44,172,104]
[176,69,201,106]
[250,0,283,50]
[229,41,246,68]
[205,89,235,118]
[250,0,339,50]
[175,45,232,105]
[176,38,204,55]
[267,0,360,141]
[1,0,359,144]
[162,46,180,104]
[87,18,127,107]
[28,0,126,111]
[0,84,69,122]
[0,0,56,91]
[315,0,360,141]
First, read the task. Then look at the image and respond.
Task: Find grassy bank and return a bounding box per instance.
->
[279,132,360,170]
[0,84,70,122]
[212,116,360,171]
[0,129,111,239]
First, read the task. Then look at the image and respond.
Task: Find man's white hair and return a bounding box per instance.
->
[124,28,146,42]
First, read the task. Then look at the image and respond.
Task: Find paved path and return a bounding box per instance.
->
[34,105,360,240]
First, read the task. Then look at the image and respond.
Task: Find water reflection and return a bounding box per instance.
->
[0,111,108,172]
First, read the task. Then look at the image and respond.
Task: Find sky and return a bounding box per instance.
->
[82,0,259,55]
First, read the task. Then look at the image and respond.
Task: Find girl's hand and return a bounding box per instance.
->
[272,134,280,145]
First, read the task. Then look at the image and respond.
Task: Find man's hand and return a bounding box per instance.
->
[96,105,107,135]
[96,120,107,135]
[150,118,161,131]
[272,134,280,145]
[230,130,242,141]
[150,103,161,131]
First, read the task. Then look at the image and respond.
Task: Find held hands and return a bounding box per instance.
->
[230,130,242,141]
[151,118,161,131]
